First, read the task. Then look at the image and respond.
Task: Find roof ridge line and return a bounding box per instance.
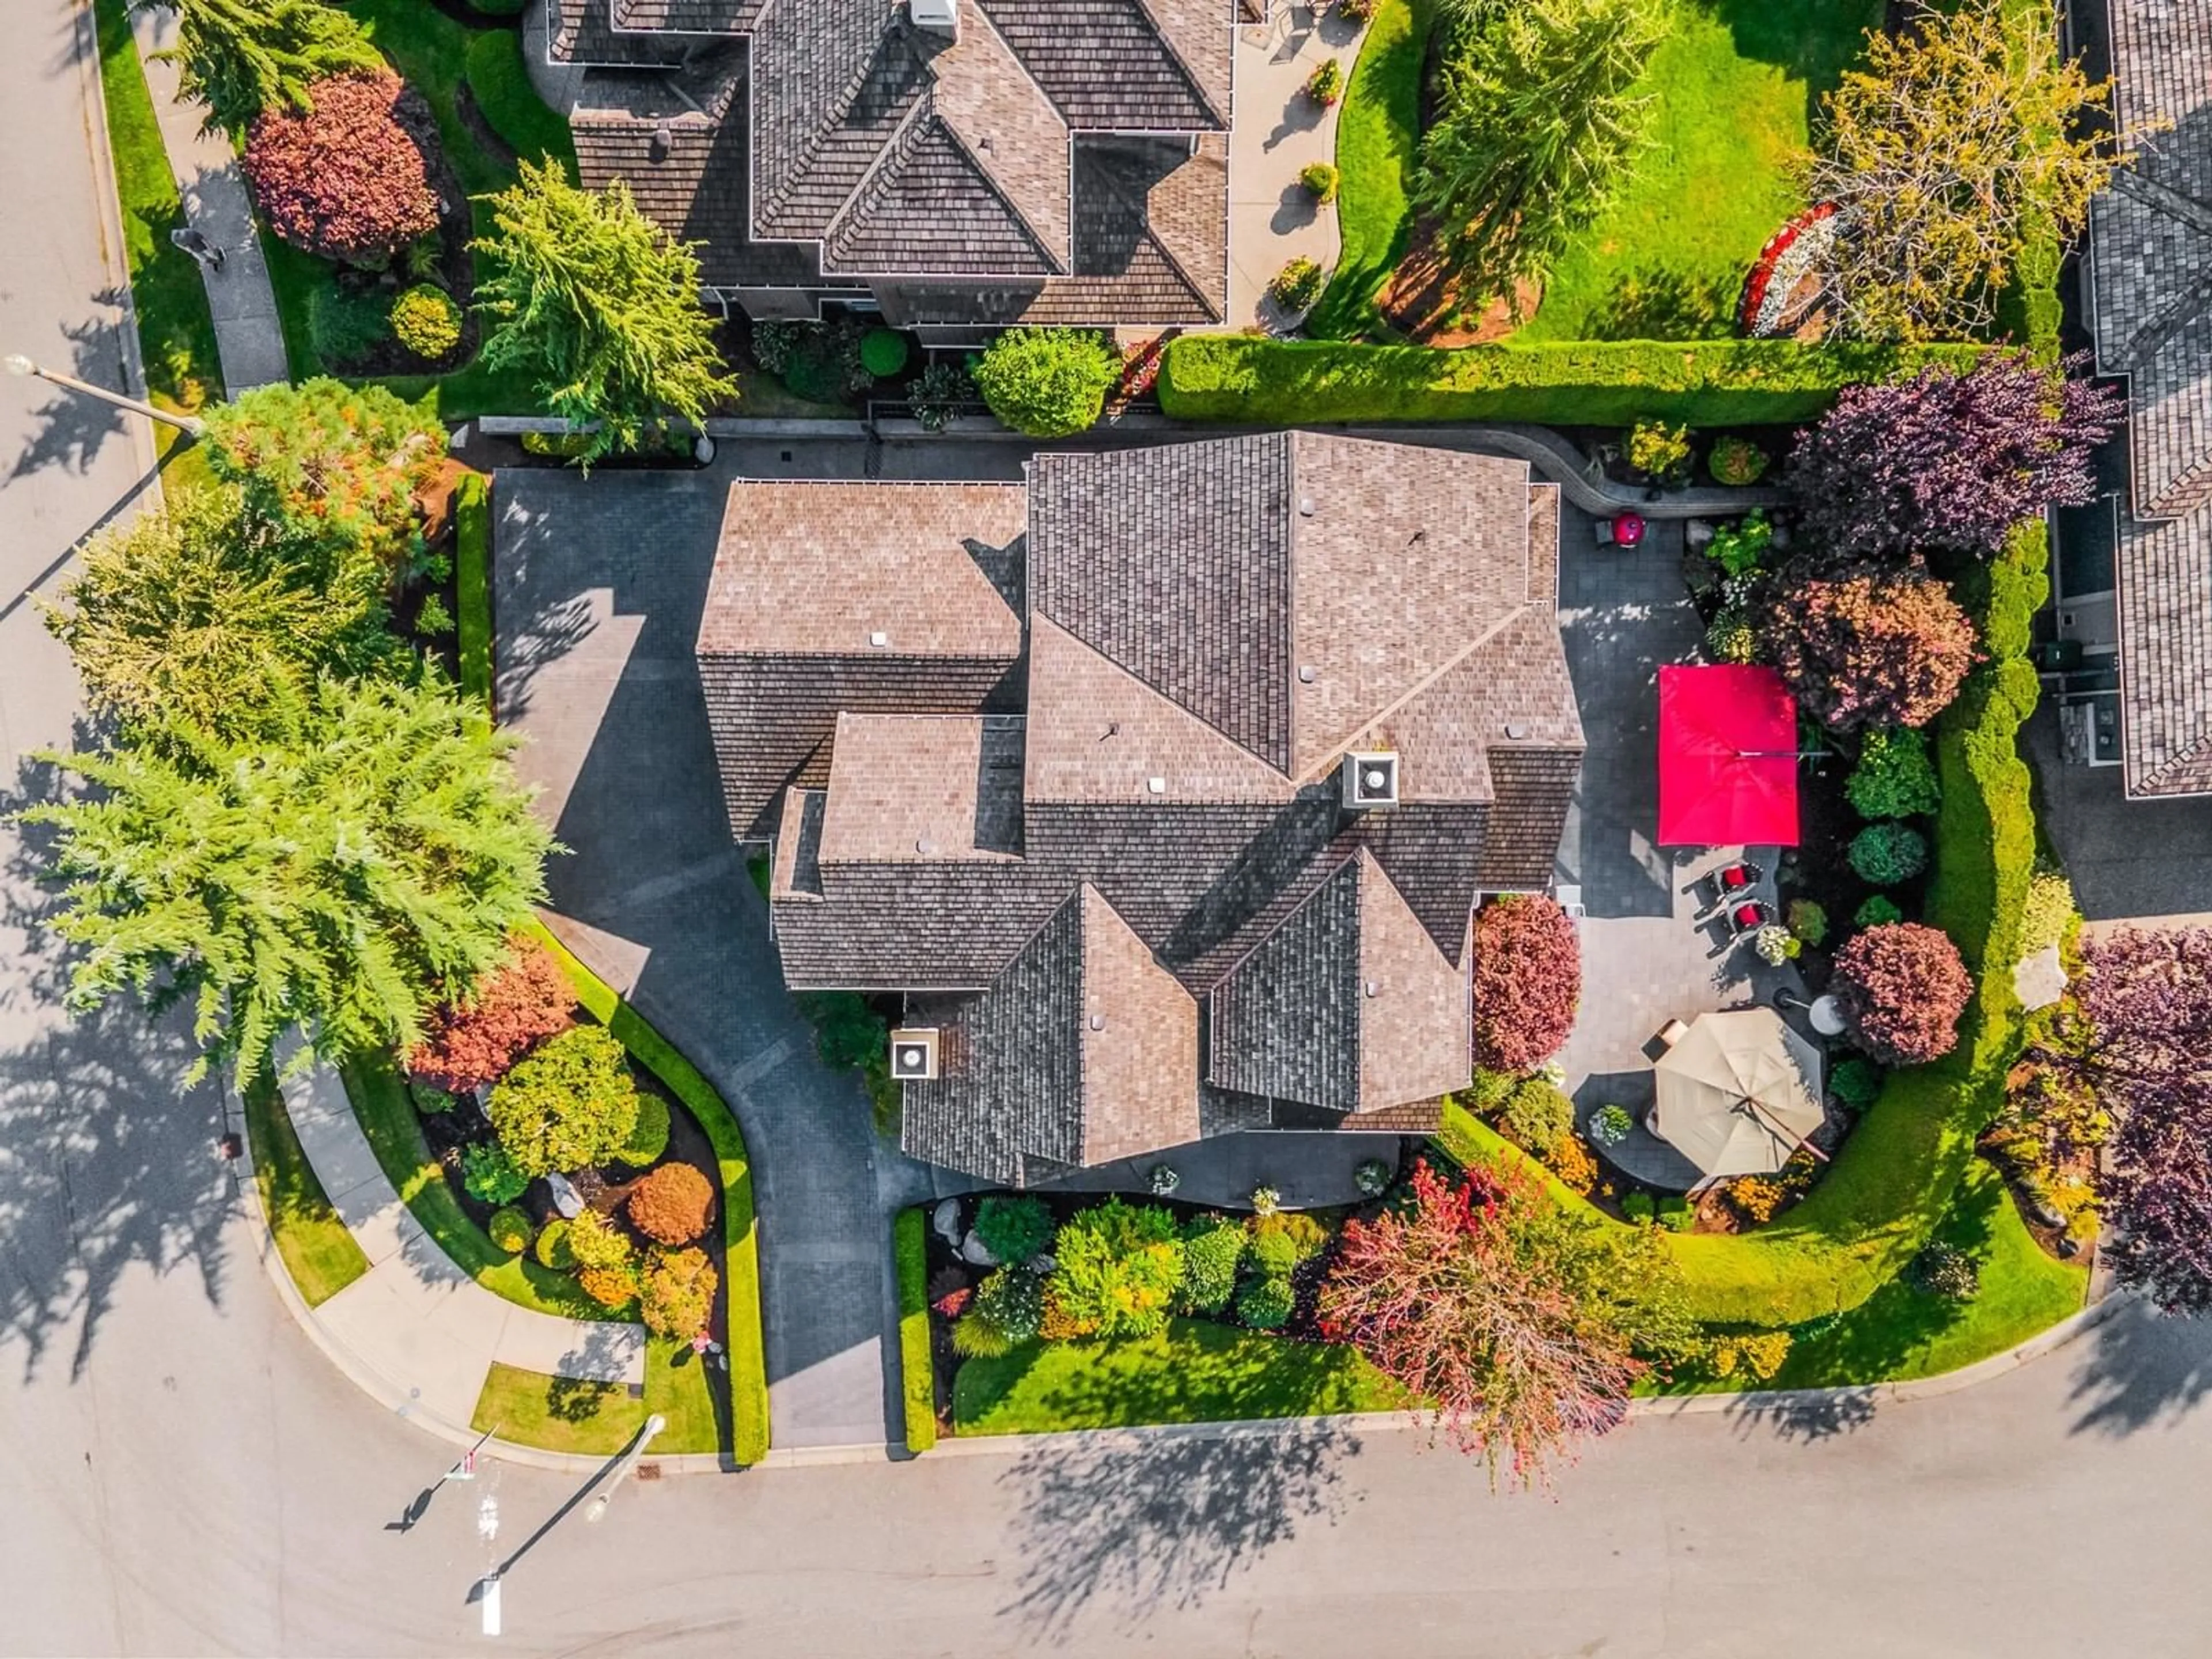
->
[1199,849,1361,996]
[1293,602,1535,786]
[752,14,915,232]
[1125,0,1229,128]
[1080,139,1219,320]
[820,94,937,262]
[926,101,1066,275]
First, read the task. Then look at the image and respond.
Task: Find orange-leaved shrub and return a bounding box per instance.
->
[407,935,575,1092]
[626,1162,714,1247]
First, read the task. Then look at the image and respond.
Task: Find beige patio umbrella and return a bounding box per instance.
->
[1650,1009,1825,1179]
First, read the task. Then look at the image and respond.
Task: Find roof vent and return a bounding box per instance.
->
[1297,497,1316,517]
[1363,979,1378,998]
[1297,665,1317,684]
[1146,776,1166,795]
[650,119,673,162]
[1341,751,1399,810]
[1089,1014,1105,1032]
[909,0,959,36]
[1504,721,1529,741]
[868,630,889,647]
[888,1028,939,1082]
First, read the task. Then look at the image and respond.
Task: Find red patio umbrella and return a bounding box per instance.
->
[1656,664,1800,847]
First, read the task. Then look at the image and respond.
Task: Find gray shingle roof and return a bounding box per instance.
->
[975,0,1222,128]
[612,0,757,31]
[550,0,691,66]
[822,115,1058,276]
[703,435,1582,1180]
[2087,0,2212,796]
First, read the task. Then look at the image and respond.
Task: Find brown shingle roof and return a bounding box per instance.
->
[2088,0,2212,797]
[817,714,1025,863]
[975,0,1222,128]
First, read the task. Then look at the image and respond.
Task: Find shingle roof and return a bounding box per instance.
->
[571,0,1228,317]
[706,435,1583,1181]
[901,885,1199,1184]
[2087,0,2212,796]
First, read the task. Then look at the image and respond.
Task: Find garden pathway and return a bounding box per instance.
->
[268,1050,645,1439]
[130,6,288,393]
[1230,2,1368,329]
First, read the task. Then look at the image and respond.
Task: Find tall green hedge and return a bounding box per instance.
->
[1157,335,1984,427]
[453,472,492,709]
[895,1208,937,1454]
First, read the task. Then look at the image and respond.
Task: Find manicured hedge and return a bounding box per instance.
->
[525,921,771,1466]
[454,471,492,709]
[1157,335,1984,427]
[895,1208,937,1453]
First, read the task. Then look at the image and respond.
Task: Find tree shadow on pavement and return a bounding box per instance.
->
[0,751,237,1382]
[2067,1297,2212,1438]
[994,1423,1361,1643]
[1722,1385,1878,1443]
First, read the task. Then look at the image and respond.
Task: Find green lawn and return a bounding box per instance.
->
[89,0,222,449]
[896,1209,936,1452]
[1513,0,1881,342]
[1764,1160,2086,1388]
[473,1361,642,1456]
[644,1335,722,1452]
[953,1319,1406,1436]
[241,1074,370,1307]
[1308,0,1435,339]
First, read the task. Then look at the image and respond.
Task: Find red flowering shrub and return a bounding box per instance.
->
[1471,895,1581,1071]
[1766,570,1978,730]
[407,935,576,1092]
[1831,922,1972,1066]
[625,1162,714,1247]
[244,72,441,263]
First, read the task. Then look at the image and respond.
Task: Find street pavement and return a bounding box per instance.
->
[8,8,2212,1655]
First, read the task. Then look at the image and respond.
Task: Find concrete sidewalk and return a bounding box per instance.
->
[130,6,288,393]
[271,1056,645,1440]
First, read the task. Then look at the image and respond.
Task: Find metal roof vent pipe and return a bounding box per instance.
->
[1341,751,1399,810]
[910,0,960,37]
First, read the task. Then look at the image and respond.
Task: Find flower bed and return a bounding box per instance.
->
[1738,203,1838,337]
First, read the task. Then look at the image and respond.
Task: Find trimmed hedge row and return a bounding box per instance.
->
[1431,524,2049,1328]
[1157,336,1984,427]
[895,1208,937,1453]
[526,921,772,1465]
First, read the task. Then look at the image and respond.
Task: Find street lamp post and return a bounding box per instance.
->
[584,1413,666,1524]
[3,352,204,435]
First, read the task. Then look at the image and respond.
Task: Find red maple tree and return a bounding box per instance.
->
[406,935,576,1092]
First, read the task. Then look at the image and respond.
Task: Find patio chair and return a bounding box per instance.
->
[1696,860,1766,911]
[1723,899,1772,940]
[1655,1017,1690,1050]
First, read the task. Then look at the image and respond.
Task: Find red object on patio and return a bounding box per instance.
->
[1611,512,1646,547]
[1657,664,1801,847]
[1735,903,1764,928]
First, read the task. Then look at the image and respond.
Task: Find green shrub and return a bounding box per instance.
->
[908,358,972,431]
[1500,1077,1575,1158]
[859,327,910,378]
[1627,419,1691,482]
[1657,1196,1693,1232]
[1910,1241,1979,1301]
[1180,1217,1246,1313]
[1831,1056,1884,1109]
[1236,1274,1296,1330]
[1305,56,1344,104]
[955,1265,1046,1357]
[617,1091,670,1166]
[411,1081,457,1116]
[565,1206,634,1272]
[389,283,461,361]
[1300,161,1340,202]
[1786,899,1829,947]
[1589,1103,1634,1147]
[1249,1211,1328,1278]
[1708,435,1770,485]
[1044,1198,1185,1339]
[1849,822,1930,886]
[1156,335,1984,427]
[1847,728,1942,820]
[1621,1191,1656,1223]
[487,1025,641,1176]
[306,283,391,369]
[2018,866,2075,956]
[1464,1067,1520,1113]
[1270,256,1326,313]
[461,1141,528,1205]
[533,1216,574,1269]
[486,1205,533,1255]
[1706,511,1773,579]
[971,327,1119,437]
[1855,893,1904,929]
[1705,609,1758,663]
[974,1195,1055,1266]
[414,593,453,636]
[454,470,491,704]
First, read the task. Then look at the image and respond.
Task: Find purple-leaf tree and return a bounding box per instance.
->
[1786,350,2123,563]
[2067,927,2212,1312]
[1830,922,1973,1066]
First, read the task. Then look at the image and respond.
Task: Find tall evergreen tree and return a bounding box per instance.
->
[22,677,556,1087]
[46,484,405,736]
[134,0,382,135]
[473,161,737,465]
[1414,0,1662,313]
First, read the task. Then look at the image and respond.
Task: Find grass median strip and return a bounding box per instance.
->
[896,1209,936,1453]
[242,1073,370,1307]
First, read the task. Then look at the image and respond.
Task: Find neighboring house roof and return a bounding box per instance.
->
[2088,0,2212,797]
[696,434,1583,1183]
[551,0,1231,319]
[903,884,1201,1185]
